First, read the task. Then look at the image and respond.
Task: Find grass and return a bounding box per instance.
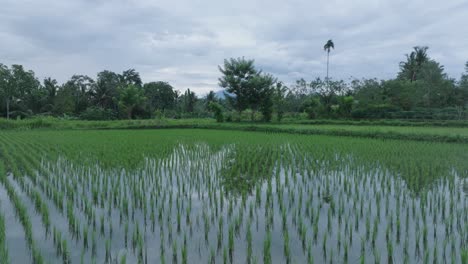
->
[1,117,468,143]
[287,118,468,127]
[261,123,468,136]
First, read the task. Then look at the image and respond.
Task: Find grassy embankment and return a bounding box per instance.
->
[1,117,468,143]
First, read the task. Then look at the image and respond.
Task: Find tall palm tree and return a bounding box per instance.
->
[323,39,334,84]
[413,46,428,81]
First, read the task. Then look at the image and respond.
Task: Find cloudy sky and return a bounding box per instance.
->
[1,0,467,95]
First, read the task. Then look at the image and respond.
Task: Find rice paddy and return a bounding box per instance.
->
[0,129,466,263]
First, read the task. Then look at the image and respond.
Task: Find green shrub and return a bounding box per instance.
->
[208,102,224,123]
[351,104,400,119]
[80,107,116,120]
[301,98,321,119]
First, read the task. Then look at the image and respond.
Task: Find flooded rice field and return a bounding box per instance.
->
[0,129,466,263]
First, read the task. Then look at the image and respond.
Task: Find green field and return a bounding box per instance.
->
[0,129,466,263]
[2,117,468,143]
[257,123,468,137]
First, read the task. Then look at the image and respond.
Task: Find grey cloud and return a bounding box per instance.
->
[1,0,467,95]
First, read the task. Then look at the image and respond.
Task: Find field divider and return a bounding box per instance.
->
[92,123,468,144]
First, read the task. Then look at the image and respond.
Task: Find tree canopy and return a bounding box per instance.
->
[218,57,277,121]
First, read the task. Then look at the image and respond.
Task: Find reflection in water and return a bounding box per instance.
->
[3,143,468,263]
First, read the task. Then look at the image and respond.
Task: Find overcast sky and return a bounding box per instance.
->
[1,0,467,95]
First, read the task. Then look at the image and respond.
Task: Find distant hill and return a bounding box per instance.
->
[215,90,232,99]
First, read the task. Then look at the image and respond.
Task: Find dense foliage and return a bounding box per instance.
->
[1,46,467,121]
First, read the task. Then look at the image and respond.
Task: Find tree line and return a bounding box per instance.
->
[1,45,467,121]
[216,45,468,121]
[0,67,199,120]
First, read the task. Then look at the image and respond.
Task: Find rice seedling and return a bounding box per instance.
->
[387,239,393,264]
[246,222,252,264]
[403,235,410,262]
[424,247,430,264]
[160,229,166,264]
[283,227,290,263]
[80,249,85,264]
[423,224,428,251]
[120,253,127,264]
[322,233,327,259]
[182,235,187,264]
[263,230,271,264]
[83,226,88,249]
[373,248,379,264]
[62,238,69,264]
[433,243,438,264]
[91,230,97,257]
[228,224,234,262]
[172,240,177,264]
[209,248,215,264]
[0,211,9,263]
[105,239,111,263]
[461,249,468,264]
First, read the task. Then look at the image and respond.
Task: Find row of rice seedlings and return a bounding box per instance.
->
[275,145,464,263]
[0,204,9,264]
[1,138,73,263]
[2,136,94,263]
[3,140,53,238]
[39,143,223,262]
[5,139,71,222]
[0,162,43,263]
[64,144,227,262]
[25,145,104,244]
[87,146,464,262]
[234,142,457,262]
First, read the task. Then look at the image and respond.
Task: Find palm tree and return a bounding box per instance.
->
[323,39,335,84]
[412,46,428,81]
[398,46,429,82]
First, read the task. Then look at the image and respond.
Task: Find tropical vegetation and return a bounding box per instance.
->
[1,46,467,122]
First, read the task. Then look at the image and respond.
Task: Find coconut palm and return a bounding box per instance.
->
[323,39,335,84]
[398,46,429,82]
[413,46,428,81]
